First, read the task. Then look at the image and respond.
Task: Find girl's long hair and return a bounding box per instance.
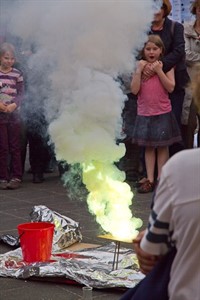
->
[140,34,165,60]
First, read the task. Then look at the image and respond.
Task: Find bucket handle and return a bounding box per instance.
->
[17,231,25,244]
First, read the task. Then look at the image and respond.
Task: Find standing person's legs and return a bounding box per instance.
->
[8,121,23,181]
[181,101,197,149]
[0,122,9,183]
[20,119,28,175]
[197,113,200,147]
[169,89,185,156]
[137,146,156,193]
[28,131,45,183]
[122,93,140,182]
[157,146,169,180]
[124,140,140,181]
[145,146,156,183]
[43,137,57,173]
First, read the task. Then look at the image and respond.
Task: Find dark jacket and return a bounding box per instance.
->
[150,17,189,89]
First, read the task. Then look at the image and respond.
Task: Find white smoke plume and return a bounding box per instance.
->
[1,0,158,239]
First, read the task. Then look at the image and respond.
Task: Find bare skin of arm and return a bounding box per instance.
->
[0,102,7,112]
[5,103,17,113]
[131,60,175,95]
[131,60,147,95]
[152,60,175,93]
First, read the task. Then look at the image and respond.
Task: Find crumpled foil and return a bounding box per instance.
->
[0,234,20,248]
[0,205,82,251]
[29,205,82,251]
[0,243,144,288]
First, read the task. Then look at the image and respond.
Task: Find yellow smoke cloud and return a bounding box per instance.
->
[82,161,143,240]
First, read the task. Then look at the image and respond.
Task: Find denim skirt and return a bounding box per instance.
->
[132,111,182,147]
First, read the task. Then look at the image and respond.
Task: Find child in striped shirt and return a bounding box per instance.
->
[0,42,24,189]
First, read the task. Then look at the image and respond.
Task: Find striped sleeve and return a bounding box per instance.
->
[140,169,173,255]
[12,68,24,107]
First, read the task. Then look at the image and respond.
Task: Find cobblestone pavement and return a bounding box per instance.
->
[0,168,152,300]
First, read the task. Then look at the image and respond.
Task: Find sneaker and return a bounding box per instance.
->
[0,180,8,190]
[7,178,21,190]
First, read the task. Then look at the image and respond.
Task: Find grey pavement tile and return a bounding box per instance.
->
[0,280,82,300]
[0,198,32,211]
[0,207,34,219]
[0,212,29,233]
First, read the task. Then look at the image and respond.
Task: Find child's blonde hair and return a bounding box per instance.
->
[0,42,15,58]
[141,34,165,59]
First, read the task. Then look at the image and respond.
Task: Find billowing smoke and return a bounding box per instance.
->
[1,0,158,240]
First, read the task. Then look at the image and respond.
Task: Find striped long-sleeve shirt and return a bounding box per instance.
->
[0,67,24,107]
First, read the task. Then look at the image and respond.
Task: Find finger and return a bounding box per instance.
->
[140,265,154,275]
[137,255,157,265]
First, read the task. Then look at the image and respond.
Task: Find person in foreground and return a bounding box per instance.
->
[121,63,200,300]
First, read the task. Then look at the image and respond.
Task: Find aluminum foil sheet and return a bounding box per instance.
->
[0,243,144,288]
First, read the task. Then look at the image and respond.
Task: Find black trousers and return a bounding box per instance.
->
[169,88,185,156]
[28,131,51,175]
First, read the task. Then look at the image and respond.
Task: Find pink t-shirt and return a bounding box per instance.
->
[137,74,171,116]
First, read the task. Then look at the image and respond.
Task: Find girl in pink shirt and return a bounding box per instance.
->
[131,35,181,193]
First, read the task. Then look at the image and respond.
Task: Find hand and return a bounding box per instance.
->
[142,63,156,81]
[151,60,163,73]
[0,102,7,112]
[5,103,17,113]
[137,60,148,73]
[133,231,160,274]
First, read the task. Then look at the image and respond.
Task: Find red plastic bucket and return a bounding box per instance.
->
[17,222,55,263]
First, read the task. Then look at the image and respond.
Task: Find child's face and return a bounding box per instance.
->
[144,41,162,63]
[0,51,15,70]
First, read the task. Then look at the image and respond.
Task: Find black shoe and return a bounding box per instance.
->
[32,174,44,183]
